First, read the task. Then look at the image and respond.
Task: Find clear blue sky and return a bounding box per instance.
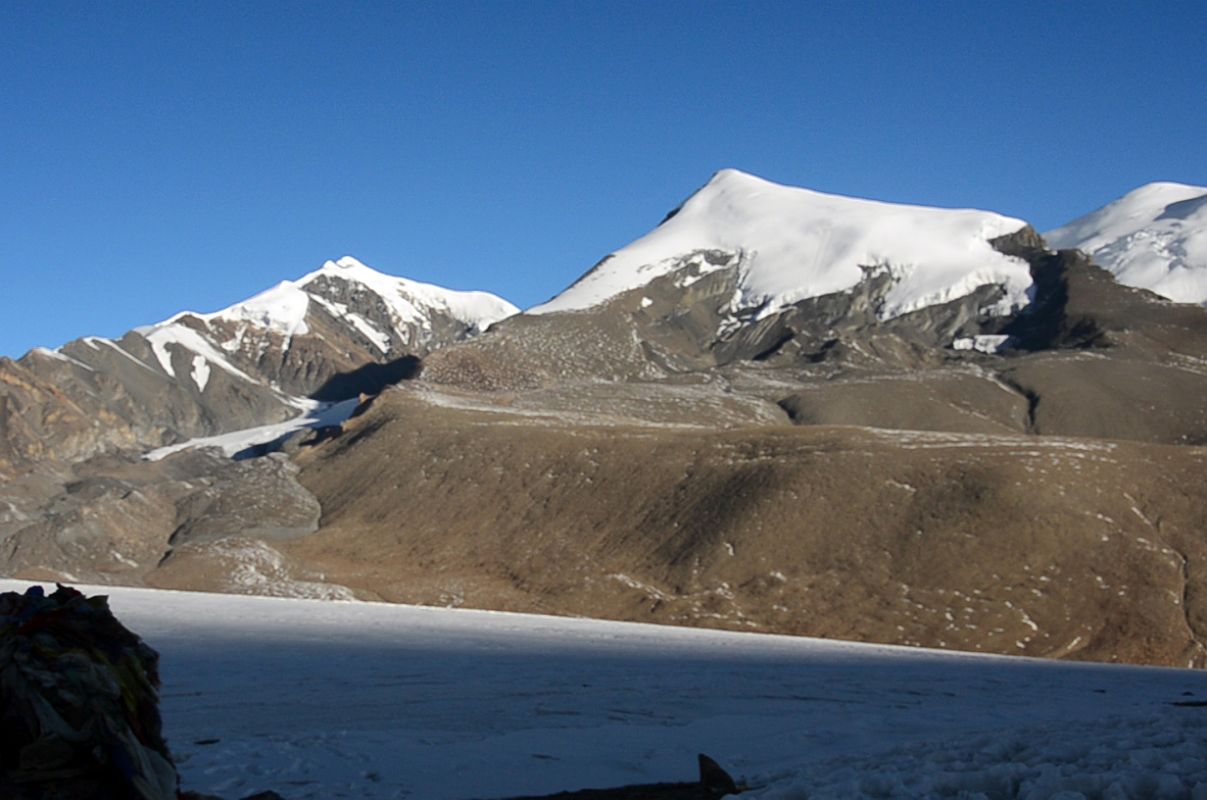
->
[3,0,1205,357]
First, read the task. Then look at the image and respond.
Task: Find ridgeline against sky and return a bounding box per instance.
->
[3,1,1205,357]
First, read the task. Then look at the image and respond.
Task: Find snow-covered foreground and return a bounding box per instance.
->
[3,580,1204,800]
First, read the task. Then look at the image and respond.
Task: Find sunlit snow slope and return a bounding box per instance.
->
[1045,182,1207,306]
[529,169,1032,321]
[4,580,1202,800]
[135,255,519,363]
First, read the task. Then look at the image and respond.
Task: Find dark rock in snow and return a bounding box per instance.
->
[0,584,177,800]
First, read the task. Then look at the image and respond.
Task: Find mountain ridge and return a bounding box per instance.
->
[4,172,1207,669]
[0,256,516,473]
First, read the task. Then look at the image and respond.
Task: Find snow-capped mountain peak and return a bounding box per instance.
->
[1044,181,1207,306]
[134,256,518,363]
[1045,182,1207,253]
[297,255,519,333]
[136,255,518,342]
[112,256,518,405]
[528,168,1032,321]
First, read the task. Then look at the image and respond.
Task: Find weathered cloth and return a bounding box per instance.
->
[0,584,178,800]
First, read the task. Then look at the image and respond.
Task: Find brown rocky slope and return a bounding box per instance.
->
[240,385,1207,668]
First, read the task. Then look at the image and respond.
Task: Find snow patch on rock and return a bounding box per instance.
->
[952,335,1013,354]
[207,538,356,601]
[141,324,258,384]
[30,346,96,371]
[84,336,159,373]
[190,354,211,392]
[302,256,518,334]
[309,295,391,353]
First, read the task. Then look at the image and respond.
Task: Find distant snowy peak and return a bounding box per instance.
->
[117,256,518,396]
[529,169,1032,321]
[1044,182,1207,306]
[299,256,519,334]
[132,256,517,375]
[144,256,518,346]
[5,259,517,462]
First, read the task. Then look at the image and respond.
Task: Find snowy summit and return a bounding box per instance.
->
[1044,181,1207,306]
[529,169,1033,321]
[138,255,518,356]
[303,256,520,335]
[117,255,517,390]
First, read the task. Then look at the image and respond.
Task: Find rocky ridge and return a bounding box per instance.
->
[0,256,516,474]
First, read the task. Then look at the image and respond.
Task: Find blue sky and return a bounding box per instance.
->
[3,1,1205,357]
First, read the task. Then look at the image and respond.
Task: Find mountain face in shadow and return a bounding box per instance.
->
[309,356,422,403]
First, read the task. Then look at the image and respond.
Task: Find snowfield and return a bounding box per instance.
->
[529,169,1033,322]
[2,580,1203,800]
[1045,181,1207,307]
[143,396,361,461]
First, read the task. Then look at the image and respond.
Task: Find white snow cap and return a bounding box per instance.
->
[134,256,518,362]
[529,169,1032,320]
[300,256,519,332]
[124,257,517,385]
[1044,181,1207,306]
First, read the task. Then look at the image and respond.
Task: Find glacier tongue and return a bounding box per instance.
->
[528,168,1032,320]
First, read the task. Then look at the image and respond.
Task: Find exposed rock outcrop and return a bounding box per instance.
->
[0,584,176,800]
